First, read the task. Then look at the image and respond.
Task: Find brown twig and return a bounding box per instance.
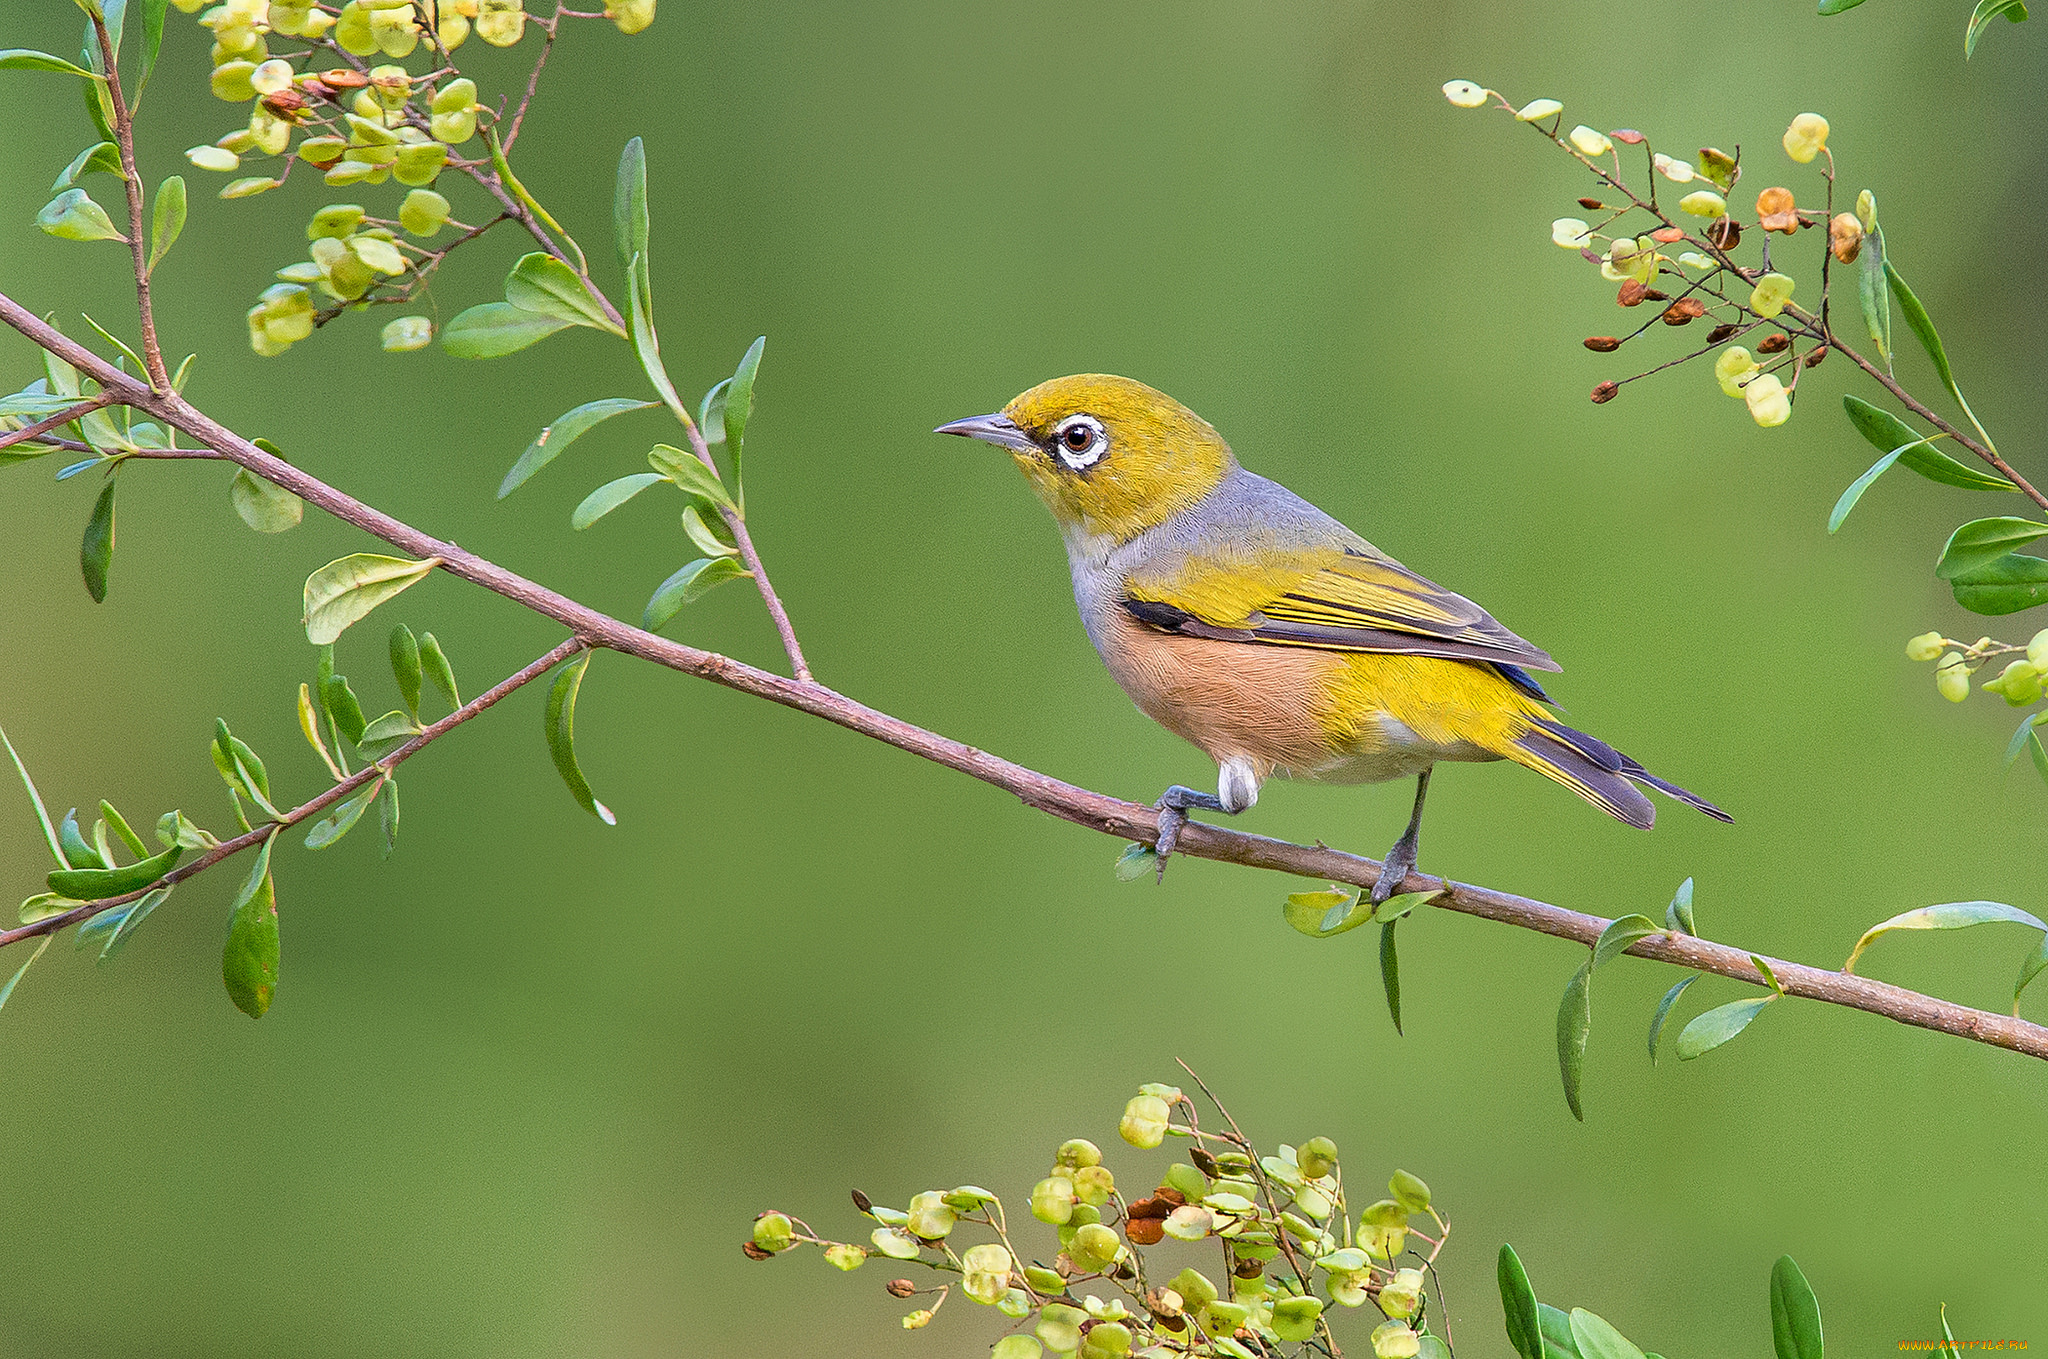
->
[0,638,582,948]
[0,395,114,453]
[3,288,2042,1064]
[89,14,171,392]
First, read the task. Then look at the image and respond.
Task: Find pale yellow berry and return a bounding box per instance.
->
[1118,1094,1171,1149]
[1441,80,1488,108]
[1937,654,1970,702]
[1515,97,1562,121]
[1653,153,1696,183]
[1373,1321,1422,1359]
[1677,251,1715,270]
[1679,190,1727,217]
[1783,112,1830,164]
[1568,125,1612,157]
[1744,372,1791,427]
[1379,1269,1426,1319]
[1714,347,1757,398]
[1551,217,1592,249]
[1750,272,1795,319]
[1906,632,1946,662]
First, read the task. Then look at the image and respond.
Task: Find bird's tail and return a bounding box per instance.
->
[1506,717,1732,829]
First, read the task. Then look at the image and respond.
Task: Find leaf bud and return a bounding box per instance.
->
[1117,1094,1171,1149]
[1782,112,1830,164]
[1906,632,1947,662]
[1937,654,1971,702]
[1577,197,1605,210]
[1743,372,1791,427]
[1755,333,1790,354]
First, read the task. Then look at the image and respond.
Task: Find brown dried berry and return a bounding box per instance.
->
[1756,186,1799,234]
[1189,1148,1222,1177]
[1611,128,1645,144]
[1127,1196,1172,1220]
[1154,1187,1187,1208]
[1617,279,1650,307]
[1234,1257,1266,1279]
[1706,323,1740,344]
[1829,212,1864,263]
[1661,298,1707,325]
[1650,226,1685,243]
[1584,336,1621,352]
[1643,288,1671,301]
[1804,346,1829,367]
[886,1279,918,1299]
[320,68,369,89]
[1706,218,1741,250]
[851,1189,874,1213]
[1590,380,1619,404]
[1756,333,1790,354]
[1577,196,1605,210]
[742,1242,772,1261]
[1125,1217,1165,1246]
[261,88,310,119]
[299,78,337,100]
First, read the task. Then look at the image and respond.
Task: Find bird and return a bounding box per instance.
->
[937,374,1729,900]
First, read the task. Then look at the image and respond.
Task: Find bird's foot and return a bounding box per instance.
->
[1370,835,1420,907]
[1154,785,1226,882]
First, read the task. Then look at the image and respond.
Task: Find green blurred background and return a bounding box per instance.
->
[3,1,2045,1354]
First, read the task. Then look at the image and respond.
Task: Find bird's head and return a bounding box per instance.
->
[937,374,1236,543]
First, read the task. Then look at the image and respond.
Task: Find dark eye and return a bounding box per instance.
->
[1062,425,1093,452]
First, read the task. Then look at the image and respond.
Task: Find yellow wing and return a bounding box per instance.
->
[1122,545,1559,678]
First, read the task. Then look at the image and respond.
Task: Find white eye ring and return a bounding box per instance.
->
[1052,415,1107,470]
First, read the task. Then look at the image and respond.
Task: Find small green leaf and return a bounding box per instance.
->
[47,843,180,899]
[643,557,750,631]
[318,647,369,746]
[80,480,114,602]
[613,136,648,276]
[1648,973,1699,1062]
[100,800,147,859]
[1283,887,1366,938]
[221,834,279,1018]
[544,651,615,825]
[1539,1305,1585,1359]
[1948,551,2048,616]
[356,710,419,761]
[681,503,738,557]
[1556,965,1591,1121]
[648,443,738,515]
[148,175,184,273]
[1966,0,2028,55]
[441,302,574,359]
[698,377,731,445]
[572,472,665,529]
[1665,877,1696,934]
[1941,1306,1959,1352]
[1379,919,1402,1035]
[626,253,688,423]
[1377,889,1438,923]
[723,335,764,501]
[377,776,399,858]
[0,49,104,78]
[1674,996,1775,1060]
[1568,1310,1647,1359]
[1816,0,1868,11]
[304,777,382,849]
[389,623,422,717]
[230,467,302,532]
[1841,396,2011,491]
[303,553,439,645]
[503,252,623,335]
[1753,955,1786,995]
[1827,450,1903,534]
[1770,1256,1825,1359]
[1936,518,2048,580]
[140,0,167,85]
[0,936,54,1013]
[497,397,654,498]
[1843,900,2047,972]
[213,719,278,816]
[1113,842,1156,881]
[1886,261,1963,408]
[419,632,460,712]
[1,723,67,868]
[38,187,123,242]
[1498,1245,1544,1359]
[99,884,168,961]
[53,141,122,191]
[59,807,104,869]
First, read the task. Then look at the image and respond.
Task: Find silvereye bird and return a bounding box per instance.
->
[938,374,1729,897]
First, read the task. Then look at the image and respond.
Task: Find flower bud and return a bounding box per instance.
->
[1568,125,1611,157]
[1750,272,1795,319]
[1515,97,1562,121]
[1783,112,1830,164]
[1714,347,1757,398]
[1551,217,1591,249]
[1118,1095,1170,1149]
[1937,654,1970,702]
[1031,1176,1076,1225]
[1856,188,1877,231]
[1744,373,1791,428]
[1373,1321,1422,1359]
[1984,660,2042,706]
[1440,79,1487,108]
[1907,632,1947,663]
[1679,190,1727,218]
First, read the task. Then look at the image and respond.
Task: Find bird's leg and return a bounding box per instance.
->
[1371,767,1433,906]
[1154,785,1227,880]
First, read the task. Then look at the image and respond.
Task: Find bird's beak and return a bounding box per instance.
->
[934,412,1041,454]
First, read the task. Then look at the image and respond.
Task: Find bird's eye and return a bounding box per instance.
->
[1062,425,1092,452]
[1052,415,1106,469]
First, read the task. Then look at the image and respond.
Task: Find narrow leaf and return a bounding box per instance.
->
[681,503,739,557]
[230,467,302,531]
[441,302,574,359]
[0,49,104,78]
[1936,518,2048,580]
[303,552,440,645]
[148,174,185,273]
[724,335,764,500]
[140,0,167,84]
[1674,996,1775,1060]
[1827,450,1902,533]
[1842,395,2010,491]
[1948,551,2048,616]
[100,799,147,859]
[47,843,180,899]
[99,884,167,960]
[1648,973,1700,1063]
[613,135,648,275]
[1,724,67,867]
[298,683,343,779]
[221,835,278,1018]
[1966,0,2028,55]
[53,141,122,190]
[60,807,105,869]
[1753,955,1786,996]
[419,632,460,712]
[80,480,114,601]
[1885,261,1960,404]
[1665,877,1696,934]
[626,253,688,423]
[1379,919,1402,1035]
[1539,1306,1585,1359]
[389,623,422,717]
[1816,0,1868,11]
[1770,1256,1825,1359]
[544,651,615,824]
[1556,963,1591,1122]
[356,709,420,761]
[377,776,399,858]
[1592,913,1661,968]
[698,377,731,445]
[1843,900,2047,972]
[304,778,382,849]
[1498,1245,1545,1359]
[643,556,749,631]
[496,397,654,498]
[0,936,54,1013]
[572,472,665,530]
[318,648,368,746]
[648,443,737,514]
[503,252,623,334]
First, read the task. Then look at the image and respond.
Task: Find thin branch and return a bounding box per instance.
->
[0,395,114,452]
[1,288,2043,1063]
[503,2,562,153]
[89,15,171,391]
[0,638,582,948]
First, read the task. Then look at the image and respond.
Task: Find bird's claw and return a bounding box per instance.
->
[1153,784,1227,883]
[1370,840,1418,907]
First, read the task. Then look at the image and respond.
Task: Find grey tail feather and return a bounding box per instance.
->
[1533,718,1733,824]
[1513,727,1655,829]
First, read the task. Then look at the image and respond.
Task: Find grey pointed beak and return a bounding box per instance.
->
[934,412,1041,454]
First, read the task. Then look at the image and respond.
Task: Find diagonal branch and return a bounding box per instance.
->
[0,638,582,948]
[0,394,114,452]
[2,286,2043,1063]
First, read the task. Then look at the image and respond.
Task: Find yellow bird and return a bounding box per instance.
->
[938,374,1729,898]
